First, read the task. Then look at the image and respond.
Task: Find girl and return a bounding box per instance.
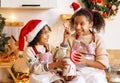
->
[18,20,66,83]
[60,2,109,83]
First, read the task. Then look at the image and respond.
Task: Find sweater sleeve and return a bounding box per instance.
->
[53,35,75,58]
[25,47,46,74]
[95,35,109,69]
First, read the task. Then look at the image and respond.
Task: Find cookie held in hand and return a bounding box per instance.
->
[70,50,80,64]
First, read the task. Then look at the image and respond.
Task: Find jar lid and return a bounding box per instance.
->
[110,77,120,82]
[111,67,120,71]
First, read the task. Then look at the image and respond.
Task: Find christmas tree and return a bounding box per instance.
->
[0,14,10,56]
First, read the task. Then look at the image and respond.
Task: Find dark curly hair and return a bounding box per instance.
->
[70,8,105,32]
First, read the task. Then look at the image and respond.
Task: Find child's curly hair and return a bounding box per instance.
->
[70,8,105,33]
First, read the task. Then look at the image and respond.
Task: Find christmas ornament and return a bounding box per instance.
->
[82,0,120,18]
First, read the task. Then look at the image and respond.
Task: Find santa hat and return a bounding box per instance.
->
[71,2,81,12]
[18,19,47,55]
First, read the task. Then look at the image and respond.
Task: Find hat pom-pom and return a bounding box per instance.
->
[18,51,24,58]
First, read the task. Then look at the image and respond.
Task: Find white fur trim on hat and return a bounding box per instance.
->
[75,7,81,12]
[26,21,47,42]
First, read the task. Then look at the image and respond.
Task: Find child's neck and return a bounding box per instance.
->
[76,31,92,39]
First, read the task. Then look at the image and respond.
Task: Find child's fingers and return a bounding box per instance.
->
[64,27,71,34]
[73,57,80,62]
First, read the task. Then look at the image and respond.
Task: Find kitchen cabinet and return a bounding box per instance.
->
[0,0,57,9]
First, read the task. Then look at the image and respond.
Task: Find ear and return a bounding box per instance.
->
[89,21,93,28]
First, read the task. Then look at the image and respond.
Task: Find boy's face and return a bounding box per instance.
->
[39,26,50,45]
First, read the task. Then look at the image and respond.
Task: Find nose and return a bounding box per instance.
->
[76,24,82,30]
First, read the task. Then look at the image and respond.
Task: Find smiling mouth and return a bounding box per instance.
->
[76,31,81,35]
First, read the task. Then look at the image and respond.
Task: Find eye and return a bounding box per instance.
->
[74,22,78,25]
[45,31,50,34]
[81,22,86,26]
[44,31,47,34]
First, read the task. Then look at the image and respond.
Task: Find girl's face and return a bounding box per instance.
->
[39,26,50,45]
[73,15,93,36]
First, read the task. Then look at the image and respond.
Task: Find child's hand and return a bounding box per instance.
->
[73,53,87,64]
[64,76,76,81]
[64,27,71,39]
[70,50,80,64]
[71,50,87,64]
[48,59,67,70]
[55,59,67,69]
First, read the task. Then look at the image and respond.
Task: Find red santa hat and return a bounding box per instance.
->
[71,2,81,12]
[18,19,47,55]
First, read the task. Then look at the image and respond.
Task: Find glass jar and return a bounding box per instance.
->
[109,65,120,83]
